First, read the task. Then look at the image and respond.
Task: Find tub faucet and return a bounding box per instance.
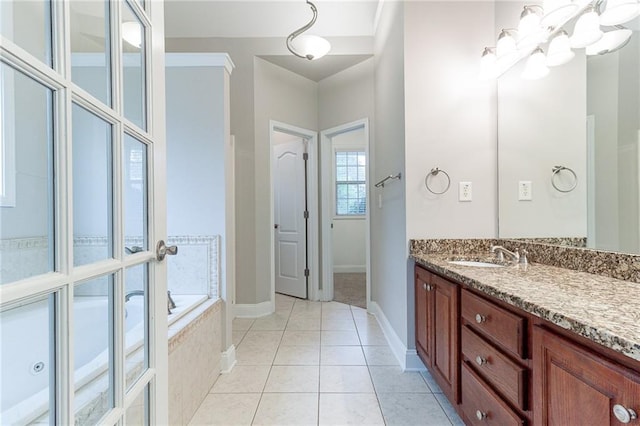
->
[491,245,520,263]
[125,290,145,302]
[167,291,176,315]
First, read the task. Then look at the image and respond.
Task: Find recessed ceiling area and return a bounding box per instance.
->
[164,1,379,80]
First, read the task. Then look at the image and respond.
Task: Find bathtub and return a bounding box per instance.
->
[0,293,207,425]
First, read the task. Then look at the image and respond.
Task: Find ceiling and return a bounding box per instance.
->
[164,0,380,80]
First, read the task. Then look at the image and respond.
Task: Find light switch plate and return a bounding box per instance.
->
[519,181,532,201]
[459,182,472,202]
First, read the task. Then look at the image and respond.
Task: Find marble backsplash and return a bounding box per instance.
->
[0,235,220,297]
[410,238,640,283]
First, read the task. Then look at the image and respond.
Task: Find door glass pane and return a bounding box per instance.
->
[124,134,148,255]
[0,63,54,285]
[0,294,55,425]
[125,384,148,425]
[0,1,52,66]
[72,104,113,266]
[125,263,148,389]
[70,1,111,106]
[122,4,146,130]
[73,275,114,424]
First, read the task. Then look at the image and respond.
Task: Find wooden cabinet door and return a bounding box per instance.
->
[533,326,640,426]
[415,266,433,366]
[432,274,460,403]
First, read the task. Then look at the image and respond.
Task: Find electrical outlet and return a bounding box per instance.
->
[459,182,472,202]
[519,181,532,201]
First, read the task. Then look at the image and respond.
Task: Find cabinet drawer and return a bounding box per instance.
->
[462,289,526,358]
[462,326,527,410]
[461,363,525,426]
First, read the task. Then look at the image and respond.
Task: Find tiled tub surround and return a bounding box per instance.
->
[169,299,223,425]
[410,239,640,362]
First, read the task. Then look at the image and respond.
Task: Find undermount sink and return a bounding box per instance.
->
[448,260,505,268]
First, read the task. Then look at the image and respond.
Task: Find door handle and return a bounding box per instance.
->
[156,240,178,261]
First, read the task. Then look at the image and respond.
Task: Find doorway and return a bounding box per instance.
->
[269,122,319,302]
[320,119,371,309]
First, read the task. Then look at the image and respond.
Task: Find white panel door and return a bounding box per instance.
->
[274,140,307,299]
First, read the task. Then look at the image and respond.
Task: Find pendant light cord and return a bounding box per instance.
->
[286,0,319,60]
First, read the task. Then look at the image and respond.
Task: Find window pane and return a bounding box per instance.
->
[0,0,52,66]
[124,135,148,254]
[347,153,357,165]
[122,4,147,130]
[0,294,55,424]
[74,275,114,424]
[72,104,113,266]
[348,184,358,199]
[336,152,346,166]
[336,166,347,181]
[358,166,366,181]
[70,0,111,106]
[336,200,348,215]
[347,166,358,181]
[336,184,347,198]
[357,154,366,166]
[125,385,149,425]
[125,263,148,389]
[0,63,54,284]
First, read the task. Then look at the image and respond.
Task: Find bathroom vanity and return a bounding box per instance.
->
[412,241,640,426]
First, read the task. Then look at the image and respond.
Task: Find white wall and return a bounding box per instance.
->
[331,129,367,273]
[371,0,408,350]
[496,1,586,239]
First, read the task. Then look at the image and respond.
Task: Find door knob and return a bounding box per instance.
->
[156,240,178,261]
[476,410,487,420]
[475,356,488,366]
[274,224,279,229]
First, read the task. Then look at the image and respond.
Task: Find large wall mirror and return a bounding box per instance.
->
[496,1,640,254]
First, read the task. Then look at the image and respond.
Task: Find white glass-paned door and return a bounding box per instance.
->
[0,0,167,424]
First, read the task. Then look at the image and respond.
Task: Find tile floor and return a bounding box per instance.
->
[189,294,464,425]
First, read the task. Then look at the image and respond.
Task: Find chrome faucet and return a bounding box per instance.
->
[491,245,520,263]
[125,290,177,315]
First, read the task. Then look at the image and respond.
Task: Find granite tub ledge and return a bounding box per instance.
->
[411,252,640,363]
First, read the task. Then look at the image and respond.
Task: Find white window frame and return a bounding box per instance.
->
[334,149,366,218]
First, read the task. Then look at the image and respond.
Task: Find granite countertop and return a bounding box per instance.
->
[411,252,640,363]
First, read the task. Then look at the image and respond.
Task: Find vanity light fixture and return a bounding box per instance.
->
[522,47,550,80]
[546,30,576,66]
[585,27,633,54]
[599,0,640,26]
[286,0,331,61]
[479,47,498,80]
[570,6,604,48]
[518,5,546,48]
[496,29,520,62]
[541,0,579,27]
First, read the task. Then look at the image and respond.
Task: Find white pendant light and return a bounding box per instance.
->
[541,0,579,27]
[289,34,331,61]
[599,0,640,25]
[522,47,550,80]
[586,28,633,54]
[570,7,604,48]
[546,30,575,66]
[286,0,331,60]
[518,5,546,49]
[479,47,498,80]
[496,29,519,62]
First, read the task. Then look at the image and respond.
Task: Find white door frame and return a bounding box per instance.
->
[269,121,319,302]
[319,119,371,307]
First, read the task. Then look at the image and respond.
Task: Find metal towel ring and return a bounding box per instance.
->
[425,167,451,195]
[551,166,578,193]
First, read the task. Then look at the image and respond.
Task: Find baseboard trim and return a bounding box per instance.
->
[369,301,408,370]
[405,349,427,371]
[333,266,366,273]
[220,344,236,373]
[234,301,273,318]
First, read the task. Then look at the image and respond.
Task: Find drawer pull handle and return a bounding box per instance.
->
[613,405,637,424]
[423,283,427,290]
[475,313,486,323]
[475,355,487,366]
[423,284,433,291]
[476,410,487,421]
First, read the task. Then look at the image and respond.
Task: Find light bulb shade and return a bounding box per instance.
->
[289,35,331,60]
[586,28,633,54]
[497,30,519,61]
[541,0,579,27]
[522,48,550,80]
[518,8,547,49]
[599,0,640,25]
[479,47,498,80]
[570,10,604,48]
[546,31,576,66]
